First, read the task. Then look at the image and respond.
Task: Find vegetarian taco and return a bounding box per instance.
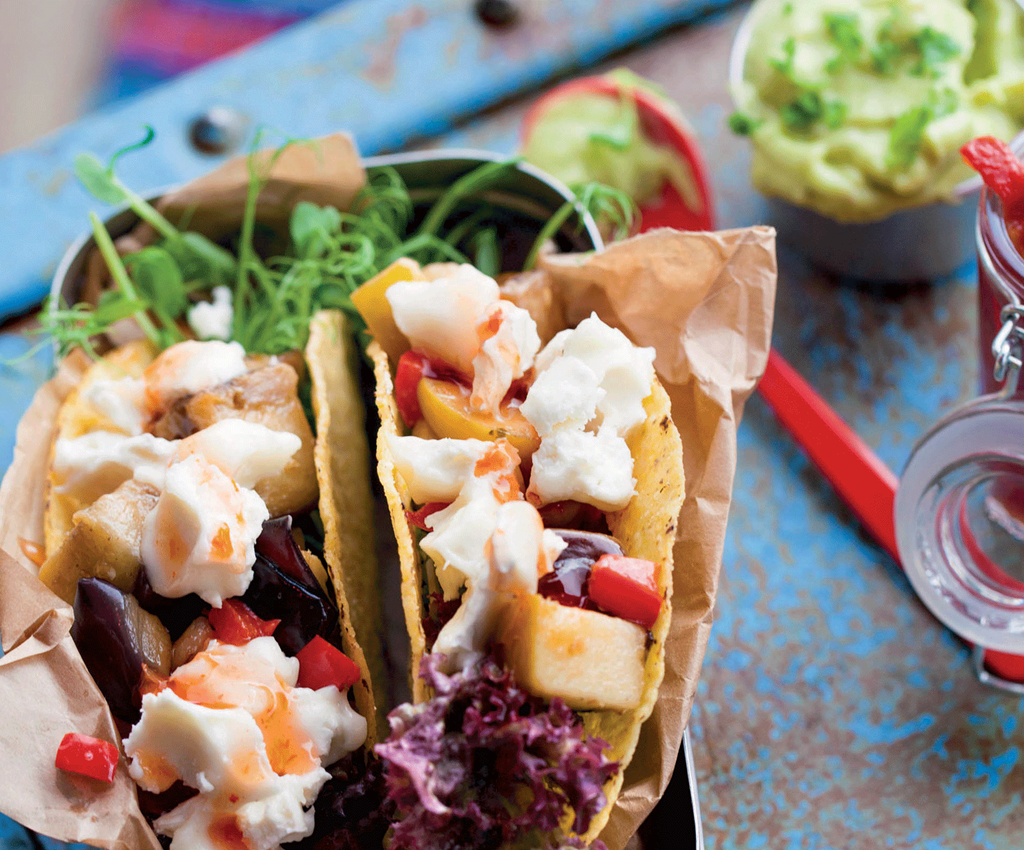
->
[0,136,396,850]
[352,256,685,847]
[33,309,387,850]
[0,133,773,850]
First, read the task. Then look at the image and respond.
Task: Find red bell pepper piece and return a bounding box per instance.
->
[962,136,1024,253]
[962,136,1024,209]
[208,599,279,646]
[405,501,450,530]
[295,635,361,691]
[55,732,119,783]
[395,350,430,428]
[588,554,663,630]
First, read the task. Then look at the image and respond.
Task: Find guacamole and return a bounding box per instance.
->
[522,71,704,215]
[731,0,1024,222]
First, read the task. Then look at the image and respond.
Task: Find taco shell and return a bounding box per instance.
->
[370,330,685,841]
[306,309,387,741]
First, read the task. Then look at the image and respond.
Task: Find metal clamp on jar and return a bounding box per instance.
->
[896,136,1024,690]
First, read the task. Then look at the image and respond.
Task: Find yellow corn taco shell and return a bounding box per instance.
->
[306,308,387,741]
[369,336,685,841]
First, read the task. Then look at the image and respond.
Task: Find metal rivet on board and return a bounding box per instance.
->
[474,0,520,28]
[187,107,247,155]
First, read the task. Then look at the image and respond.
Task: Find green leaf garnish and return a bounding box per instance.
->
[769,37,797,77]
[74,154,129,206]
[887,106,931,170]
[728,111,761,136]
[780,91,846,133]
[824,13,863,74]
[885,88,960,170]
[910,26,960,77]
[870,10,901,76]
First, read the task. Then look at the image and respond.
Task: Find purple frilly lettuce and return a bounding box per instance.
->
[375,652,617,850]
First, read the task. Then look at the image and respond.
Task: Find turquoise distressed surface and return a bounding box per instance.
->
[0,0,736,322]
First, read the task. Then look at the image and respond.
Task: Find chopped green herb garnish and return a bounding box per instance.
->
[932,87,960,119]
[824,12,863,73]
[782,1,793,14]
[870,10,901,76]
[887,105,932,169]
[780,91,846,133]
[770,37,797,76]
[910,26,960,76]
[728,111,761,136]
[885,88,960,170]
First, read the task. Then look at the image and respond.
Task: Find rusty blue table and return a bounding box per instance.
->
[1,2,1022,849]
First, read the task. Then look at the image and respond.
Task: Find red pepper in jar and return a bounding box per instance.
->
[55,732,119,783]
[588,554,662,630]
[962,136,1024,255]
[295,635,361,691]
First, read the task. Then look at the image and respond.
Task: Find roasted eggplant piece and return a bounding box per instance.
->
[71,577,171,722]
[537,529,622,609]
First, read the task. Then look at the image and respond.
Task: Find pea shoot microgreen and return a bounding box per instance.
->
[45,132,624,360]
[523,182,636,271]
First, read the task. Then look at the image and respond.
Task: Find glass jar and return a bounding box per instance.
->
[895,136,1024,664]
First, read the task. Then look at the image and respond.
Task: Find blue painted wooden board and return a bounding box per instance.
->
[0,0,737,322]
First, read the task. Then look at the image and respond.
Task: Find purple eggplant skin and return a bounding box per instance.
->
[538,529,623,610]
[256,516,326,595]
[132,567,206,641]
[241,554,338,656]
[71,578,165,723]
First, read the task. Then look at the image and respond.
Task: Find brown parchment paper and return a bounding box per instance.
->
[0,132,777,849]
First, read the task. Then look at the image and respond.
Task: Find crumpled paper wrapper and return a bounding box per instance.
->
[0,133,776,849]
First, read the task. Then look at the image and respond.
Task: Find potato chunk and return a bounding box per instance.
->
[151,363,318,516]
[38,479,159,605]
[498,594,646,712]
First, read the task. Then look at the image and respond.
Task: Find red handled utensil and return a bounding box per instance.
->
[757,349,1024,685]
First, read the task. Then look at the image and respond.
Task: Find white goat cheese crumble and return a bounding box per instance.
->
[124,638,366,850]
[187,285,235,341]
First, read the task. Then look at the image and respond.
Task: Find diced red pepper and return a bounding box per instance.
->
[208,599,279,646]
[588,554,663,630]
[405,501,450,531]
[295,635,361,691]
[55,732,119,783]
[395,350,430,428]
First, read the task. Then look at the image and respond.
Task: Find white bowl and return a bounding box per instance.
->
[727,0,1024,283]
